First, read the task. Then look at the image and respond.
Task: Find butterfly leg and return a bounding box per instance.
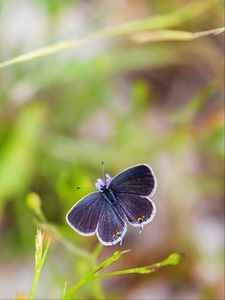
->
[139,222,144,234]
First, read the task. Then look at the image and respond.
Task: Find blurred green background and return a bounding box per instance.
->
[0,0,224,299]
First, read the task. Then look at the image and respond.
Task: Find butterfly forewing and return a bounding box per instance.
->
[109,164,156,196]
[66,192,104,236]
[97,202,127,246]
[115,193,156,226]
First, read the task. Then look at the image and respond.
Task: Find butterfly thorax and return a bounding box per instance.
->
[95,175,117,205]
[101,188,117,205]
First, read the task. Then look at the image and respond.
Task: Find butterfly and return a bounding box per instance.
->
[66,164,157,246]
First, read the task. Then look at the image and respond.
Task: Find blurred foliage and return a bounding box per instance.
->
[0,0,224,299]
[0,105,45,213]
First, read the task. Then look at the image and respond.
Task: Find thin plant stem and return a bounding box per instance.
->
[29,238,51,300]
[64,252,182,298]
[64,250,130,298]
[93,268,155,279]
[60,281,67,300]
[91,244,105,299]
[36,221,91,260]
[93,243,103,258]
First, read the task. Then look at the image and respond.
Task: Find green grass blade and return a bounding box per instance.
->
[29,229,51,300]
[93,243,103,258]
[60,281,67,300]
[0,0,220,69]
[131,27,225,43]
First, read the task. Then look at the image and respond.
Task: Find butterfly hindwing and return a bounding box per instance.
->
[115,193,156,227]
[96,201,127,246]
[66,192,104,236]
[109,164,156,196]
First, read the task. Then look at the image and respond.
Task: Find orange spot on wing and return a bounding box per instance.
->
[113,231,122,238]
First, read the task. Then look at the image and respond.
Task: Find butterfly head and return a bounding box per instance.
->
[95,179,105,191]
[95,173,112,192]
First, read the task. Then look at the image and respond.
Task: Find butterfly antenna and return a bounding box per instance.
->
[74,186,96,191]
[102,160,105,182]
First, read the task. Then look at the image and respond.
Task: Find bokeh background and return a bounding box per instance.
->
[0,0,224,299]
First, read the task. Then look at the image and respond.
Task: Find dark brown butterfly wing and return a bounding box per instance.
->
[66,192,104,236]
[109,164,156,196]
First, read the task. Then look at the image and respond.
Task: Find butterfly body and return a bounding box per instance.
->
[101,188,118,205]
[66,164,157,246]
